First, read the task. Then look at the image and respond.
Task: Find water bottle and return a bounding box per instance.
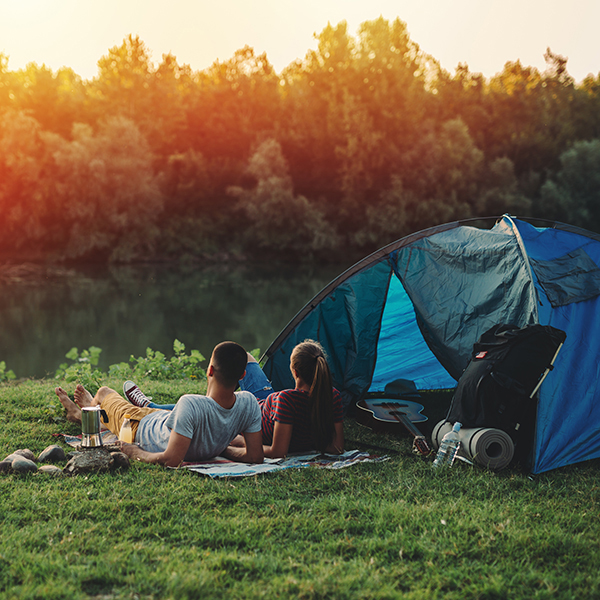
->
[119,414,133,444]
[432,422,462,468]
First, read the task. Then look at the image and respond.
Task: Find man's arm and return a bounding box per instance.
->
[222,430,264,463]
[120,430,192,468]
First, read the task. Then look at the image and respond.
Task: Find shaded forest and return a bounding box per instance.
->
[1,17,599,263]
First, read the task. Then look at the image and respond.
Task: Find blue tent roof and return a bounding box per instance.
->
[263,216,600,473]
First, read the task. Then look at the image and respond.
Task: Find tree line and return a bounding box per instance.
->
[1,17,599,263]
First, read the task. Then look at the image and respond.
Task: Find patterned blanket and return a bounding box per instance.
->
[58,432,388,478]
[182,450,389,478]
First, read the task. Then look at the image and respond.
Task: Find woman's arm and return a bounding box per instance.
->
[263,421,293,458]
[325,421,344,454]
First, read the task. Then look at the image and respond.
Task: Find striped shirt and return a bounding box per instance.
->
[259,388,344,453]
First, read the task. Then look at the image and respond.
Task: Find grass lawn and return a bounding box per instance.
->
[1,378,599,599]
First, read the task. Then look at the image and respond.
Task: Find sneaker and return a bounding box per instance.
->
[123,381,152,408]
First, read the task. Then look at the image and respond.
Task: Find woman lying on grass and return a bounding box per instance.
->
[230,339,345,459]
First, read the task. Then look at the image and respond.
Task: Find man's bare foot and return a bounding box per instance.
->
[55,387,82,424]
[74,384,95,408]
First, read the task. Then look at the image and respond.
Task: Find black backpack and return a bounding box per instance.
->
[446,324,566,441]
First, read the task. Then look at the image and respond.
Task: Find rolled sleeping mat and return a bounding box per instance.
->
[431,420,515,471]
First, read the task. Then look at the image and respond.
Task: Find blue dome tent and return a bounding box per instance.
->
[262,215,600,474]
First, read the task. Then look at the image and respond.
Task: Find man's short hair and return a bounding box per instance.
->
[211,341,248,387]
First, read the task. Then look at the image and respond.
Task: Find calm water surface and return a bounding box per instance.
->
[0,262,350,379]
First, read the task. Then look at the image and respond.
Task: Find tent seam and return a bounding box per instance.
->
[503,214,540,324]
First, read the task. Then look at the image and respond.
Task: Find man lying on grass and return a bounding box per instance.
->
[55,341,264,467]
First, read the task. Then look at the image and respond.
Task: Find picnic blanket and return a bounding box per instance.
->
[58,432,389,478]
[182,450,389,478]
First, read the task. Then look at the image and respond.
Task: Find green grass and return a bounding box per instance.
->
[1,379,599,599]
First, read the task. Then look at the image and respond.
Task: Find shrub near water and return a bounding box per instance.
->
[52,340,207,393]
[0,360,16,383]
[1,347,600,598]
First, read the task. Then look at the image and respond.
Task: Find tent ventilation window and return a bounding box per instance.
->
[530,247,600,307]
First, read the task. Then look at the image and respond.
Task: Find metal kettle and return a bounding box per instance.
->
[81,406,106,447]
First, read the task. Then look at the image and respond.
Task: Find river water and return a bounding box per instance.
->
[0,261,350,379]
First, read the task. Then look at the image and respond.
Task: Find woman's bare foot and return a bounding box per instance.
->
[55,387,82,424]
[74,384,95,408]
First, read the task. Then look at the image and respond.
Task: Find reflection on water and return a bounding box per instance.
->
[0,262,349,379]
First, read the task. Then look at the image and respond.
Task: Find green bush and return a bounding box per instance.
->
[126,339,206,381]
[54,346,104,393]
[0,360,16,383]
[54,340,207,391]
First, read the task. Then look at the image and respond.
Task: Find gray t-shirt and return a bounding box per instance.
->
[136,391,261,461]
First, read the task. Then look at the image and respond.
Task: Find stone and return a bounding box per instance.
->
[13,449,36,461]
[11,456,38,474]
[3,454,19,464]
[0,460,12,474]
[38,445,67,463]
[110,451,130,470]
[4,449,36,464]
[38,464,64,476]
[63,448,114,476]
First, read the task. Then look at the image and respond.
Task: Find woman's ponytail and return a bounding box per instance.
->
[291,340,335,453]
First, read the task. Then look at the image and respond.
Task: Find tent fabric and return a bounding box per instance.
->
[262,215,600,474]
[529,247,600,308]
[391,225,539,380]
[264,260,394,405]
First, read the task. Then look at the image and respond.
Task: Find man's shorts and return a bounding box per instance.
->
[239,361,274,401]
[101,391,160,441]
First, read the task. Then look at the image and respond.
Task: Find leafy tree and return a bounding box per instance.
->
[92,35,155,120]
[0,110,53,254]
[540,139,600,229]
[431,63,491,152]
[280,17,431,241]
[477,157,532,217]
[48,116,164,260]
[359,118,488,248]
[401,118,483,205]
[279,20,357,201]
[573,73,600,141]
[0,53,12,111]
[90,36,191,159]
[157,149,237,257]
[148,53,194,157]
[6,64,87,138]
[183,46,281,161]
[228,139,337,257]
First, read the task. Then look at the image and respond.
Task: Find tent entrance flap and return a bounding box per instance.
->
[391,224,539,380]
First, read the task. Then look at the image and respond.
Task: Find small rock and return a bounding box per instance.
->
[0,460,12,474]
[13,449,36,461]
[110,452,130,470]
[4,449,36,464]
[63,448,114,476]
[38,445,66,463]
[38,464,64,476]
[11,456,38,474]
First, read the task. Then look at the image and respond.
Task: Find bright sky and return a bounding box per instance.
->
[0,0,598,83]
